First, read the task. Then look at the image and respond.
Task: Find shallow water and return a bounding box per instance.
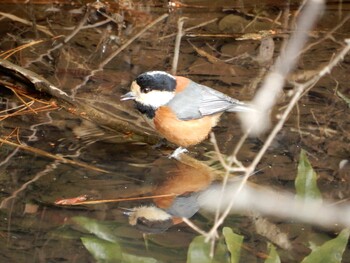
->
[0,0,350,262]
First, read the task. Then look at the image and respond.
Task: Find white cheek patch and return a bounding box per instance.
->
[138,90,174,108]
[128,206,172,225]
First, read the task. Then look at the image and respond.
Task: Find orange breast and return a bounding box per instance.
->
[174,76,190,93]
[154,107,220,147]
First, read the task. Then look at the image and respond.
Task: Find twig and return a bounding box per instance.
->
[210,133,246,173]
[171,17,188,75]
[228,131,249,165]
[0,102,34,121]
[159,18,218,40]
[0,39,45,59]
[0,58,72,101]
[301,14,350,54]
[206,37,350,243]
[210,133,230,171]
[5,86,37,115]
[242,0,325,136]
[57,193,177,206]
[182,218,207,236]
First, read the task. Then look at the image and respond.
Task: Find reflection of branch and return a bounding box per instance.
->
[159,18,218,40]
[71,13,169,96]
[0,11,53,36]
[0,162,58,209]
[24,10,91,68]
[0,138,109,173]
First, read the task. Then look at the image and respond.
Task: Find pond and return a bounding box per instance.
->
[0,0,350,262]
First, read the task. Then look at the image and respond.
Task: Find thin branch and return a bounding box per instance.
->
[182,217,207,236]
[241,0,325,136]
[171,17,188,75]
[56,193,177,206]
[160,18,218,40]
[206,37,350,242]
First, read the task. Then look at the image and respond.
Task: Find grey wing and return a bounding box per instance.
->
[167,81,251,121]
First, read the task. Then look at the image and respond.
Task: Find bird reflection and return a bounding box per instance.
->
[126,155,218,233]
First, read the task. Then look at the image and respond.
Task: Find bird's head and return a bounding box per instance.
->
[121,71,176,112]
[125,206,174,233]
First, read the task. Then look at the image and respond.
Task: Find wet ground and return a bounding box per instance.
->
[0,0,350,262]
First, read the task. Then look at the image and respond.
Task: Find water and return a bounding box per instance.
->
[0,0,349,262]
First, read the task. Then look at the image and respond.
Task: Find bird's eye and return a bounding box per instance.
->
[143,87,151,93]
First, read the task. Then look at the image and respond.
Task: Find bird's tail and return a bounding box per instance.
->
[227,102,255,112]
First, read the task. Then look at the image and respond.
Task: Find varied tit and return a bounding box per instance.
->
[121,71,252,156]
[126,193,200,233]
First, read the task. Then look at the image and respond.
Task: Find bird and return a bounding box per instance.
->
[126,193,200,233]
[125,156,215,233]
[121,71,252,158]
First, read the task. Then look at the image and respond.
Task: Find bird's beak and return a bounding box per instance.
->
[120,91,136,101]
[123,211,133,216]
[118,207,134,216]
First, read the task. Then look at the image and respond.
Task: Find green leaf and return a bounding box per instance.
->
[122,253,159,263]
[264,243,280,263]
[187,236,212,263]
[81,236,122,263]
[301,228,350,263]
[222,227,243,263]
[214,237,230,263]
[295,150,322,201]
[72,216,117,242]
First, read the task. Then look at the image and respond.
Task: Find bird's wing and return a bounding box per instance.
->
[167,81,251,121]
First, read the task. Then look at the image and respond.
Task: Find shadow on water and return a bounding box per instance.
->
[0,0,350,262]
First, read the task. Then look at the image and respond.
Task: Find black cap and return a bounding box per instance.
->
[135,71,176,93]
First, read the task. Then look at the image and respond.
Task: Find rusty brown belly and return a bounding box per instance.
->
[154,107,220,147]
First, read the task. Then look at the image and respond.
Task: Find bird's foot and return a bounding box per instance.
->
[168,147,188,159]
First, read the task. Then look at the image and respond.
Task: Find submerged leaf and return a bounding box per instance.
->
[218,14,248,32]
[222,227,243,263]
[81,236,122,263]
[187,236,212,263]
[301,229,350,263]
[214,237,231,263]
[265,243,281,263]
[122,253,159,263]
[295,150,322,201]
[72,216,117,242]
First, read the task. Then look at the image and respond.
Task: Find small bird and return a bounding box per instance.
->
[121,71,251,157]
[125,160,213,233]
[126,194,200,233]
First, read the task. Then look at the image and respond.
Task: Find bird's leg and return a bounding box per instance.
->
[169,147,188,159]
